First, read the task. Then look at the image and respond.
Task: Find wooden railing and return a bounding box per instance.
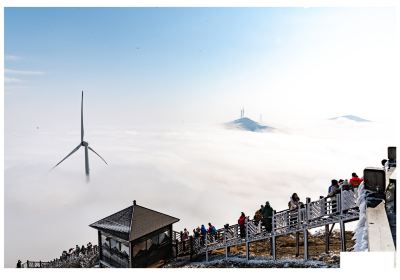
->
[21,261,51,268]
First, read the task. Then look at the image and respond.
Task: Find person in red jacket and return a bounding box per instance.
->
[238,212,246,238]
[350,172,363,189]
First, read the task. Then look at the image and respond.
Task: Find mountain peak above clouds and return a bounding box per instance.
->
[225,117,272,132]
[329,115,371,122]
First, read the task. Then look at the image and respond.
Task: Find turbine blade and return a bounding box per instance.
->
[52,144,81,169]
[81,91,84,142]
[88,146,108,165]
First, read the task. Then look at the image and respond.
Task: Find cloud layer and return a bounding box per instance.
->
[4,119,397,267]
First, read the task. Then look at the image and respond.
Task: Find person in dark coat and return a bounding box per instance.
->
[327,179,340,198]
[80,245,86,255]
[16,260,22,268]
[200,224,207,245]
[238,212,246,238]
[183,228,189,241]
[87,242,92,252]
[75,245,80,256]
[208,222,217,241]
[193,228,200,239]
[288,193,301,210]
[263,201,274,232]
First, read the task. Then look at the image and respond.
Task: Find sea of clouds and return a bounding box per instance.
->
[4,118,397,267]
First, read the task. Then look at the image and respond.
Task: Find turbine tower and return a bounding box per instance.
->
[52,91,107,176]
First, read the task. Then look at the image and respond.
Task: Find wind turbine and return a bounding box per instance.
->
[52,91,108,176]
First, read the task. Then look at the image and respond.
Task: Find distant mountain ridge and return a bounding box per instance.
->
[225,117,271,132]
[329,115,371,122]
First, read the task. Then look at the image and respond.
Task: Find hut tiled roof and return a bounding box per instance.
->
[90,202,179,241]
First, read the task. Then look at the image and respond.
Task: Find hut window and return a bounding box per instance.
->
[159,230,170,245]
[132,240,146,257]
[101,233,109,248]
[121,242,129,256]
[146,238,153,250]
[151,234,159,246]
[110,239,119,250]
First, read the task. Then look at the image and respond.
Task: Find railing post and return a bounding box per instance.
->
[325,224,330,253]
[224,227,228,260]
[295,232,300,257]
[245,217,250,261]
[26,260,29,268]
[303,228,309,261]
[297,207,301,230]
[335,193,340,214]
[340,220,346,252]
[304,197,311,261]
[39,261,42,268]
[305,197,310,224]
[319,195,325,217]
[272,210,276,260]
[234,224,238,239]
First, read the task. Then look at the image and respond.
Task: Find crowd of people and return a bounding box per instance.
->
[59,242,95,261]
[327,172,363,198]
[175,172,363,248]
[179,223,218,248]
[176,201,276,250]
[16,242,98,268]
[253,201,274,232]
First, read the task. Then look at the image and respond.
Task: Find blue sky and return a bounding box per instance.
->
[5,7,397,129]
[4,7,399,267]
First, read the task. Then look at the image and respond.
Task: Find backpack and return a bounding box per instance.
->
[254,210,262,221]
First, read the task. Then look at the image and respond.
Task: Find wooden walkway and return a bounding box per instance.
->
[174,188,360,261]
[367,202,395,252]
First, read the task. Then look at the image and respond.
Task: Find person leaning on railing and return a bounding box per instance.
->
[288,193,302,210]
[350,172,363,190]
[193,227,201,240]
[327,179,340,199]
[253,205,264,227]
[207,223,217,241]
[288,193,303,228]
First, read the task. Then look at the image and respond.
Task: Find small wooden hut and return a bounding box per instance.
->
[90,200,179,268]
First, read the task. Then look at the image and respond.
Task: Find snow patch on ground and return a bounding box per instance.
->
[352,183,368,251]
[165,254,338,268]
